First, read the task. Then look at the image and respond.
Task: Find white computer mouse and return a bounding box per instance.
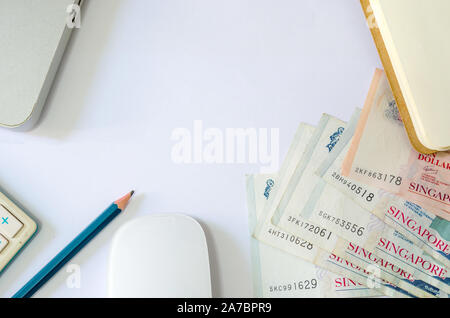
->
[108,214,212,298]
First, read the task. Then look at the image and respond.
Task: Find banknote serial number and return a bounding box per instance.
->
[331,171,374,202]
[353,167,402,186]
[269,279,318,293]
[286,216,333,240]
[267,227,314,250]
[318,210,365,237]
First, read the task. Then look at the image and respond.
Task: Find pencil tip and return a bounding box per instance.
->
[115,190,135,210]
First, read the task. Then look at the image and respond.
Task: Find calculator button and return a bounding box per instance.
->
[0,205,23,238]
[0,234,8,253]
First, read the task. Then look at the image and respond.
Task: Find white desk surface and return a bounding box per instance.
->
[0,0,381,298]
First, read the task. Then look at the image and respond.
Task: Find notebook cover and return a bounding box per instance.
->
[360,0,435,155]
[0,0,80,130]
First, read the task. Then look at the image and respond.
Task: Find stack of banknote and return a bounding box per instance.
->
[246,68,449,298]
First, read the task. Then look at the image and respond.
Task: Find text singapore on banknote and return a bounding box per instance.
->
[245,69,450,298]
[341,69,450,222]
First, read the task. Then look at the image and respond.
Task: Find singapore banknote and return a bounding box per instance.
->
[270,112,447,297]
[247,173,384,298]
[252,119,412,297]
[295,111,450,294]
[317,113,450,268]
[341,69,450,221]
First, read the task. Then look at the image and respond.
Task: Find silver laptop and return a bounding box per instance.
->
[0,0,83,130]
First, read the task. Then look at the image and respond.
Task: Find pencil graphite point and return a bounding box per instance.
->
[115,190,135,211]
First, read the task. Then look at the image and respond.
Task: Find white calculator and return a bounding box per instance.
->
[0,191,37,273]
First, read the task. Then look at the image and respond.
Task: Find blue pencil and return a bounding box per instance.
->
[13,191,134,298]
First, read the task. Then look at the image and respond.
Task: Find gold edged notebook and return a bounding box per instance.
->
[360,0,450,154]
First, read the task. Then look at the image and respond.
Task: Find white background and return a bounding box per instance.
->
[0,0,381,297]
